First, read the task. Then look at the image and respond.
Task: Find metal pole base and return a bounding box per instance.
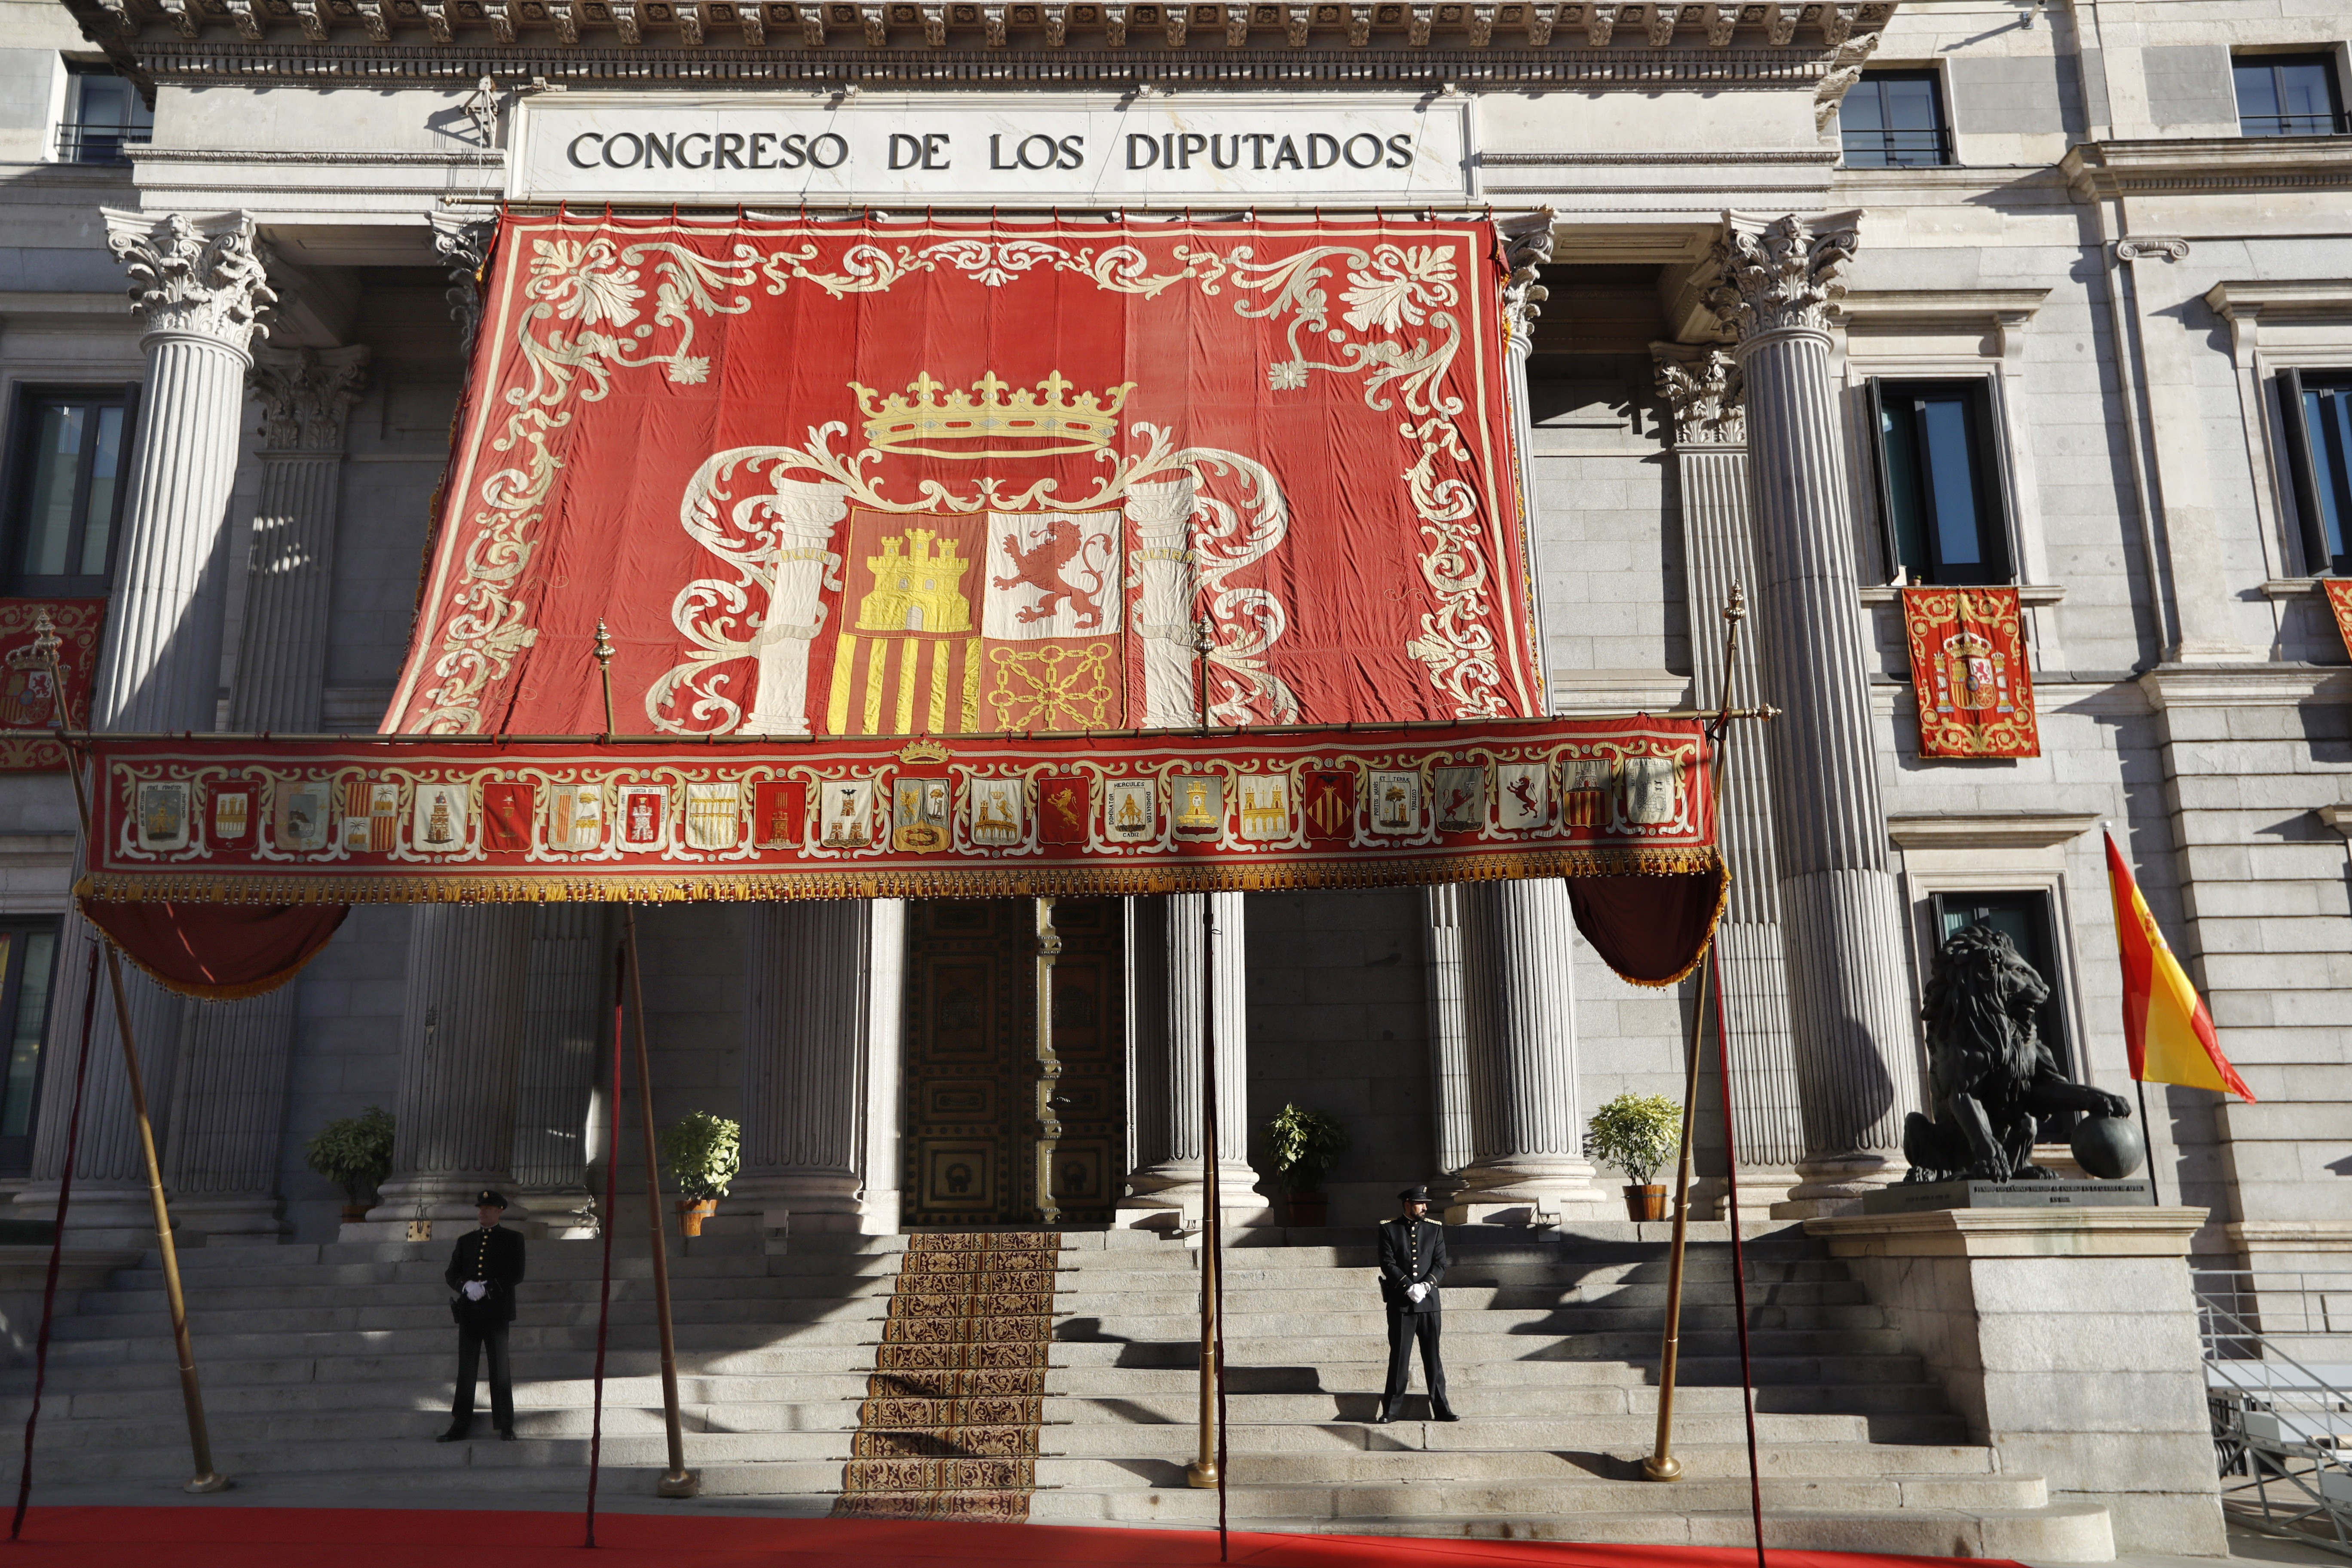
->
[184,1473,231,1494]
[1185,1461,1219,1489]
[1641,1454,1684,1482]
[656,1469,701,1499]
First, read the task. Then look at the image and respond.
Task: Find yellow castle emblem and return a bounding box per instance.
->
[857,530,972,635]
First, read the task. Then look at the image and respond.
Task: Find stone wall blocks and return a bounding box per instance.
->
[2216,1099,2352,1142]
[1971,1312,2204,1373]
[1989,1428,2230,1498]
[1972,1369,2211,1433]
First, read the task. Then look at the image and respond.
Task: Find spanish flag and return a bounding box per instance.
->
[2104,829,2255,1099]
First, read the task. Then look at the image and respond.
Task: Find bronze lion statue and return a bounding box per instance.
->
[1901,924,2131,1184]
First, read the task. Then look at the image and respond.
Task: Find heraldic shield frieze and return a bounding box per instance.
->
[382,214,1540,741]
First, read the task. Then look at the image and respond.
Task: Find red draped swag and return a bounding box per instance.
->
[74,213,1730,998]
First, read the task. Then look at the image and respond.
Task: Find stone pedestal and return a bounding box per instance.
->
[1447,879,1605,1225]
[354,905,535,1238]
[1710,212,1923,1213]
[19,212,279,1245]
[736,901,871,1233]
[1808,1205,2223,1557]
[1118,893,1268,1229]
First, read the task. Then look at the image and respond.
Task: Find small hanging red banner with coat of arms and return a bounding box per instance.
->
[1900,586,2039,759]
[2319,579,2352,662]
[0,599,106,771]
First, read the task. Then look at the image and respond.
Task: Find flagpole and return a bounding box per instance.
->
[2134,1077,2162,1205]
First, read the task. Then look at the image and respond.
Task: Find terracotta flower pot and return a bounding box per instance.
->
[340,1203,370,1224]
[677,1197,718,1237]
[1282,1190,1329,1228]
[1623,1184,1668,1222]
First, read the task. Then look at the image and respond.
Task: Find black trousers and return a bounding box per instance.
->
[451,1318,514,1431]
[1382,1306,1448,1415]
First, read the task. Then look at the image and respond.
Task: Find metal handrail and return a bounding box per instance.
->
[54,124,151,164]
[2239,113,2352,137]
[1838,129,1952,168]
[2196,1283,2352,1556]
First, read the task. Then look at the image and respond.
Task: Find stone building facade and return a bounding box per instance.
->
[0,0,2345,1283]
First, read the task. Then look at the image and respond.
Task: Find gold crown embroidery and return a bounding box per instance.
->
[850,372,1133,459]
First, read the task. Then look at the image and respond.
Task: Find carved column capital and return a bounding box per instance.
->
[249,344,370,452]
[432,208,499,359]
[1651,341,1745,447]
[1498,207,1556,349]
[104,209,277,354]
[1706,209,1862,344]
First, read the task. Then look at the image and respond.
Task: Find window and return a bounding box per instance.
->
[1870,380,2012,585]
[2282,371,2352,576]
[0,922,61,1175]
[4,389,135,597]
[2233,54,2347,137]
[55,64,152,165]
[1840,70,1952,168]
[1930,891,2079,1136]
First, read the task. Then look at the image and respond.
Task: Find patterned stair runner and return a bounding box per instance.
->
[832,1231,1060,1521]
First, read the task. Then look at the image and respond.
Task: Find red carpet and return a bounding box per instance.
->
[0,1508,2022,1568]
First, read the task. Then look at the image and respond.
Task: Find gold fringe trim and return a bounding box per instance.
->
[76,846,1723,909]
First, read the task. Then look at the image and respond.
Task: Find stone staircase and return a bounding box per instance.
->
[0,1222,2114,1557]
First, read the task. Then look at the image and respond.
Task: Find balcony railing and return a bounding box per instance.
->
[1839,128,1953,168]
[2239,111,2352,136]
[54,122,152,165]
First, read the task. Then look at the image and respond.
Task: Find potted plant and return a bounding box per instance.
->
[1585,1093,1681,1222]
[658,1110,741,1237]
[1265,1102,1349,1228]
[303,1106,395,1223]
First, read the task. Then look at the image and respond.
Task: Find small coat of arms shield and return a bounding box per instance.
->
[411,783,469,853]
[551,784,604,851]
[967,777,1025,848]
[211,783,256,845]
[823,780,876,848]
[1170,775,1224,840]
[1433,766,1485,833]
[136,781,189,852]
[1037,774,1088,845]
[276,780,333,852]
[1368,770,1421,836]
[1235,773,1292,842]
[894,776,950,853]
[1302,772,1353,844]
[1620,755,1681,827]
[1104,780,1155,843]
[685,782,739,849]
[619,785,668,848]
[1496,763,1548,831]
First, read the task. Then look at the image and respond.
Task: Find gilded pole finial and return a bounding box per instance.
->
[594,619,616,740]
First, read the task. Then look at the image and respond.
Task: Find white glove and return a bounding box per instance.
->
[1406,1282,1429,1304]
[462,1280,488,1302]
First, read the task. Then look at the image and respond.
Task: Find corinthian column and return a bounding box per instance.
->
[165,344,367,1243]
[1446,879,1606,1224]
[1651,343,1805,1216]
[736,901,871,1231]
[1117,893,1268,1228]
[1420,885,1473,1187]
[19,212,279,1243]
[508,904,612,1234]
[359,906,536,1235]
[1707,213,1921,1210]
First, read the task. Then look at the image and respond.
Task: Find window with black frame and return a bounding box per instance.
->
[1840,70,1952,167]
[1870,379,2013,585]
[57,63,153,165]
[2280,370,2352,576]
[2232,53,2347,137]
[0,921,60,1175]
[1930,891,2079,1136]
[4,388,135,598]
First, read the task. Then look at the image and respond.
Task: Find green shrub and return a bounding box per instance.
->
[303,1107,395,1205]
[1265,1103,1350,1194]
[1584,1093,1683,1187]
[659,1110,742,1203]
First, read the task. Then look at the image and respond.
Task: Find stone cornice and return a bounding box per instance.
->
[133,146,508,165]
[2203,278,2352,323]
[1883,811,2097,850]
[1807,1205,2208,1259]
[83,0,1891,60]
[117,35,1857,84]
[2138,663,2352,709]
[1834,286,2048,330]
[2061,136,2352,202]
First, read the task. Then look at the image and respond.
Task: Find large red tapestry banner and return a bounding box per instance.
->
[386,213,1539,740]
[1899,586,2039,759]
[76,718,1711,904]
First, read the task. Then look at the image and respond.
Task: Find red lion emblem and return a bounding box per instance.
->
[994,517,1109,630]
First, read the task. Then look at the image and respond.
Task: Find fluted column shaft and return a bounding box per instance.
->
[737,901,870,1230]
[1448,878,1603,1221]
[361,906,534,1227]
[166,347,368,1241]
[1119,893,1265,1227]
[1653,343,1805,1213]
[1420,885,1473,1181]
[1712,213,1922,1206]
[25,213,278,1241]
[508,904,611,1230]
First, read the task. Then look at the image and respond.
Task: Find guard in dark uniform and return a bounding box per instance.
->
[1375,1184,1456,1423]
[439,1188,525,1442]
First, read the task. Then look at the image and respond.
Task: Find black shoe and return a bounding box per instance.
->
[437,1424,470,1442]
[497,1428,517,1442]
[1432,1407,1460,1422]
[1372,1409,1396,1425]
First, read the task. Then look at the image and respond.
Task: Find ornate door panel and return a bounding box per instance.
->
[902,897,1124,1228]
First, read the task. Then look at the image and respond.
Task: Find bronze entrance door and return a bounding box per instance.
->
[900,897,1125,1228]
